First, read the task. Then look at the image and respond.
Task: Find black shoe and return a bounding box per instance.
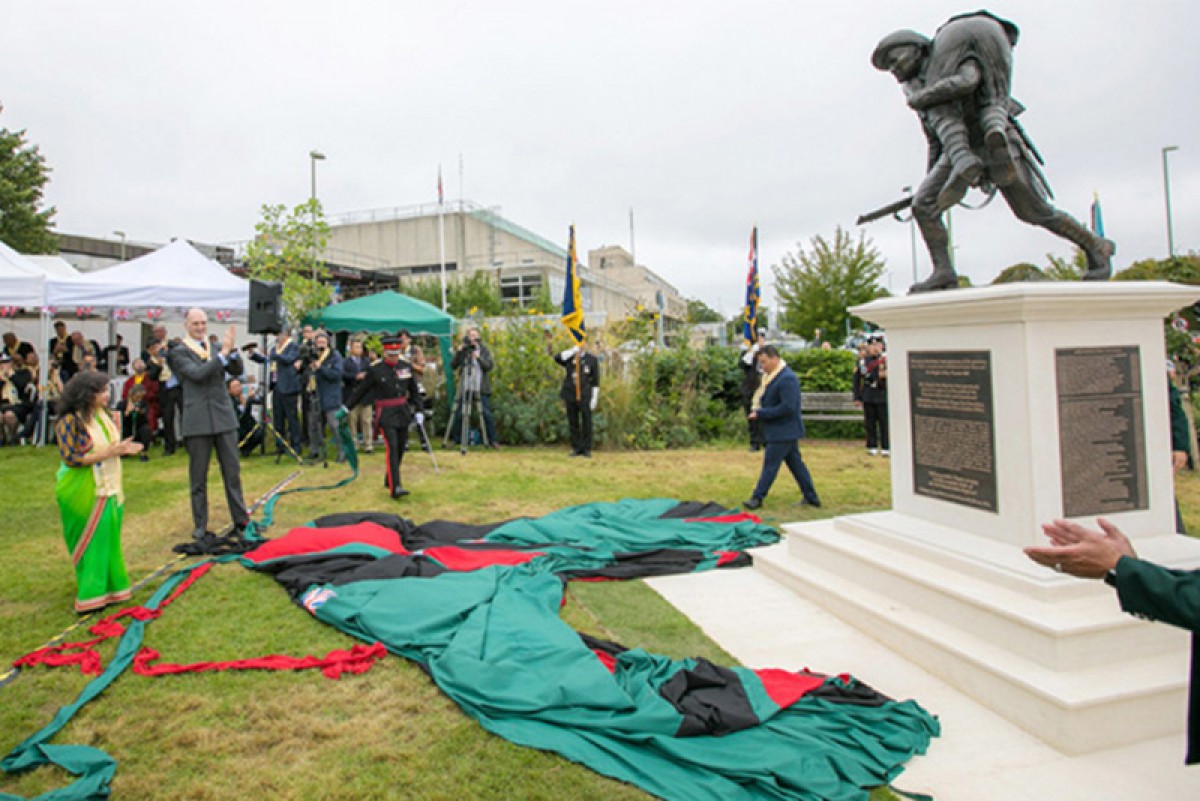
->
[139,453,149,462]
[749,444,761,452]
[191,528,208,541]
[743,497,762,511]
[391,487,411,500]
[581,451,591,458]
[798,497,822,508]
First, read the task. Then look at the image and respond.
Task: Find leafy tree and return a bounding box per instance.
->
[992,262,1046,284]
[686,298,722,323]
[772,227,887,340]
[0,103,57,253]
[1044,248,1087,281]
[1113,254,1200,284]
[401,272,506,318]
[244,199,332,325]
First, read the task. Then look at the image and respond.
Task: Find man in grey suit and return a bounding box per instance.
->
[169,308,250,539]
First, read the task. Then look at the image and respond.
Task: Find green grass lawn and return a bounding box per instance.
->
[1,440,1196,800]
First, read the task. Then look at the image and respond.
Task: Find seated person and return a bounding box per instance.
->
[0,355,29,445]
[228,377,264,456]
[121,383,154,460]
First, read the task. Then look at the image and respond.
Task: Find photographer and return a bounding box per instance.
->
[448,327,498,448]
[297,326,323,459]
[310,331,345,461]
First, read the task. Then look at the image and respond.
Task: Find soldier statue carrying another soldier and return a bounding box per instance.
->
[868,11,1116,293]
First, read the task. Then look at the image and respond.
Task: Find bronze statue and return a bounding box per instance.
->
[871,11,1115,293]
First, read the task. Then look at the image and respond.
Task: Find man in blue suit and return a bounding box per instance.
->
[743,345,821,511]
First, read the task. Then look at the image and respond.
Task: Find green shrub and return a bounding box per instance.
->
[449,321,860,448]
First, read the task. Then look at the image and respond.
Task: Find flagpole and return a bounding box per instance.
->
[438,164,447,311]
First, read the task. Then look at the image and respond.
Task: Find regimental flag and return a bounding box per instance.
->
[1090,191,1105,238]
[742,227,760,347]
[561,225,586,344]
[437,165,444,205]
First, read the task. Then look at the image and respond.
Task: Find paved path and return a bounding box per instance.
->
[645,543,1200,801]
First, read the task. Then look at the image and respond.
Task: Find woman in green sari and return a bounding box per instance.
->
[54,371,144,613]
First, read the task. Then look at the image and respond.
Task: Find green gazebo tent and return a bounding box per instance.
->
[308,290,457,401]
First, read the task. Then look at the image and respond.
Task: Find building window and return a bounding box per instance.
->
[500,274,543,307]
[404,262,457,276]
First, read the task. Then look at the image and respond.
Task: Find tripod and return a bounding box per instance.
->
[302,386,330,468]
[442,356,490,455]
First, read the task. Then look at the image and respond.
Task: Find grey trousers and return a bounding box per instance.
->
[186,429,250,533]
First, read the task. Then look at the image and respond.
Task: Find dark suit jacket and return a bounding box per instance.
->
[755,365,805,442]
[314,349,344,411]
[167,341,242,437]
[1114,556,1200,764]
[269,341,302,395]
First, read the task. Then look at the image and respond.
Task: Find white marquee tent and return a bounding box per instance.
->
[26,255,81,280]
[0,239,46,308]
[44,239,250,312]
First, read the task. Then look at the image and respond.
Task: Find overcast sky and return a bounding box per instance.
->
[2,0,1196,315]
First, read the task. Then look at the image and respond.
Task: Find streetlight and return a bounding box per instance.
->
[309,150,326,284]
[1163,145,1180,258]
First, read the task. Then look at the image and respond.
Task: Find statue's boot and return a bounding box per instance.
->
[1043,214,1116,281]
[935,126,984,212]
[981,106,1017,186]
[1082,237,1116,281]
[909,267,958,294]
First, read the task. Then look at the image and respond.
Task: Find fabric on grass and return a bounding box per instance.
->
[249,499,937,801]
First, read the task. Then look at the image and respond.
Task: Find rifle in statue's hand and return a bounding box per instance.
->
[856,196,914,226]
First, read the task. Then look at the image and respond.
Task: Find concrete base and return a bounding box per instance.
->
[645,561,1200,800]
[755,512,1200,755]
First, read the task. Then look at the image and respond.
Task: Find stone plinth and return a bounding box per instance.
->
[764,282,1200,755]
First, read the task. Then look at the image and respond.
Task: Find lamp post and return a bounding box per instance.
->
[1162,145,1179,258]
[309,150,326,284]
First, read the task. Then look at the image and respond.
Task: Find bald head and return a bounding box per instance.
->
[184,308,208,341]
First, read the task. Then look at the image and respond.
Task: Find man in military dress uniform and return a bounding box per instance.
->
[552,340,600,458]
[343,336,422,499]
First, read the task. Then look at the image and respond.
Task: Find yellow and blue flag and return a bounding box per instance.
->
[742,227,760,347]
[561,224,586,344]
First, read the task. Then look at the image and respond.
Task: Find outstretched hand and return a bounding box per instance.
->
[1024,518,1137,579]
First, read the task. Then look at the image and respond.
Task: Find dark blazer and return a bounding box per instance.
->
[1113,556,1200,764]
[313,349,344,411]
[755,365,805,442]
[269,341,302,395]
[553,350,599,402]
[167,341,242,437]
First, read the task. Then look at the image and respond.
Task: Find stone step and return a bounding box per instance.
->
[754,523,1191,755]
[779,514,1186,671]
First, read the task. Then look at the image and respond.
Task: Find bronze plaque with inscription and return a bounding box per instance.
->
[1056,346,1147,517]
[909,351,998,512]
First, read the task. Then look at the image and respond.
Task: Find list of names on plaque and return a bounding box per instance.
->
[908,351,998,512]
[1056,346,1147,517]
